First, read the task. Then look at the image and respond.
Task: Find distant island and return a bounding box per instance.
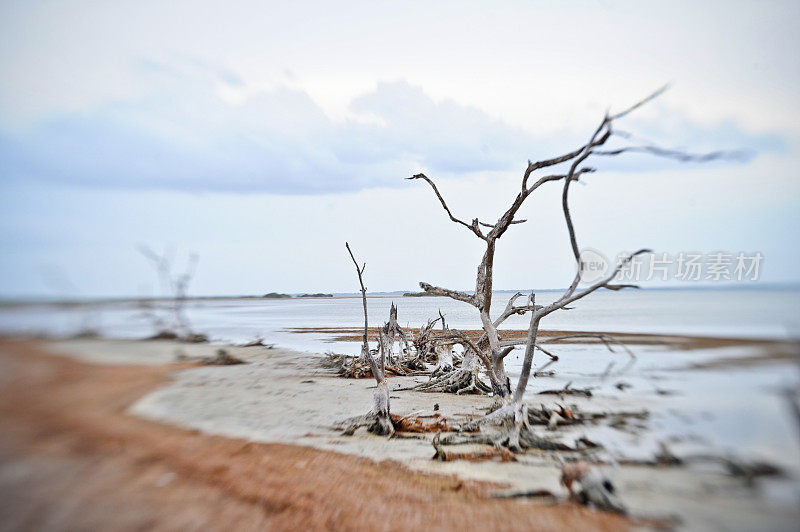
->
[403,291,437,297]
[262,292,292,299]
[298,293,333,298]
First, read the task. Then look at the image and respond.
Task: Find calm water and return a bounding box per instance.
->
[1,287,797,353]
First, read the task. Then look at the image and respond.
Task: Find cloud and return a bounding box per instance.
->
[0,69,782,195]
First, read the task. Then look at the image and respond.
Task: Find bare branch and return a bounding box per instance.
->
[419,282,477,307]
[609,83,670,120]
[408,173,486,240]
[540,249,651,317]
[479,218,527,228]
[496,346,515,361]
[491,291,543,329]
[534,344,559,361]
[521,147,587,191]
[604,283,640,291]
[593,145,747,162]
[345,242,383,383]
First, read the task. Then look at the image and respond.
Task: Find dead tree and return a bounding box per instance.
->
[335,243,394,436]
[410,87,735,448]
[138,245,206,342]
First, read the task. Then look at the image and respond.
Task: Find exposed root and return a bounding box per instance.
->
[393,352,429,374]
[430,362,454,379]
[527,405,580,427]
[322,353,413,378]
[513,429,573,451]
[458,404,572,451]
[432,433,517,462]
[460,404,517,432]
[411,368,492,395]
[335,412,394,436]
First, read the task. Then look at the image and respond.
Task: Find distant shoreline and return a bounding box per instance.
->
[1,283,798,307]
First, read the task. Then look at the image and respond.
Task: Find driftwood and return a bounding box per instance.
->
[538,381,594,398]
[391,413,455,433]
[432,433,517,462]
[324,351,425,379]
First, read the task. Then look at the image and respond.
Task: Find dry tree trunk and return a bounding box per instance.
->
[335,243,394,436]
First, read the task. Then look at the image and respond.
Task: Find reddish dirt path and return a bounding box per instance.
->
[0,339,632,531]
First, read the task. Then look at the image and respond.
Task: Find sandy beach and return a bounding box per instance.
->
[0,337,634,531]
[1,335,797,531]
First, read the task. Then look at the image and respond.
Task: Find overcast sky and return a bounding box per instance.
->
[1,0,798,298]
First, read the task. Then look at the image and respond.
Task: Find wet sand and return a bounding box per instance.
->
[287,326,792,351]
[0,338,632,531]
